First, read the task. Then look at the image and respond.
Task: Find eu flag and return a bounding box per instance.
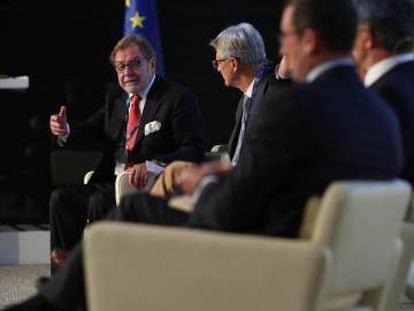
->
[124,0,165,76]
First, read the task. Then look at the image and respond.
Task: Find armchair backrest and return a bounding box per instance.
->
[83,179,411,311]
[311,180,411,310]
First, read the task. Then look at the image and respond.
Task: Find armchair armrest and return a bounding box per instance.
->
[83,170,95,185]
[115,171,138,206]
[84,222,330,311]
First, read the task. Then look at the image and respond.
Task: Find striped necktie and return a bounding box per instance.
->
[231,95,252,166]
[126,94,141,151]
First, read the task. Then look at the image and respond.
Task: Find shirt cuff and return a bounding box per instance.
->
[57,124,70,146]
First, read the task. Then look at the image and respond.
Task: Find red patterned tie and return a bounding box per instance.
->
[126,95,141,151]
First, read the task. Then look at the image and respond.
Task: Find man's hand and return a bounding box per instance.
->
[127,163,148,190]
[276,54,291,79]
[50,106,69,136]
[179,161,231,195]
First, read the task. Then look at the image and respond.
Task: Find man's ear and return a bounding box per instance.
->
[302,28,319,55]
[230,58,239,72]
[150,57,157,71]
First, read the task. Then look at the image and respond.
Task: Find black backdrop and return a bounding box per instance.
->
[0,0,283,222]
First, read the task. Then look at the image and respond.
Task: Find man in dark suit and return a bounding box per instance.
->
[353,0,414,299]
[4,0,403,309]
[149,22,286,199]
[48,34,204,265]
[179,0,403,237]
[353,0,414,184]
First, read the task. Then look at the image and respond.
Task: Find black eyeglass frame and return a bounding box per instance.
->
[211,58,233,69]
[114,58,145,73]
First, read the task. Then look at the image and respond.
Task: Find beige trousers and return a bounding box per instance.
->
[149,161,195,199]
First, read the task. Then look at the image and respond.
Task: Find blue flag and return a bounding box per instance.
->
[124,0,165,76]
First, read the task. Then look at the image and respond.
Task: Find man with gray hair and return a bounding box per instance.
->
[3,23,286,310]
[209,22,270,165]
[149,22,286,198]
[4,0,402,309]
[353,0,414,184]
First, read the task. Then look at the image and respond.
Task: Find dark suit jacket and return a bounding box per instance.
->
[65,76,204,183]
[227,74,287,159]
[227,95,244,159]
[189,65,403,238]
[370,60,414,184]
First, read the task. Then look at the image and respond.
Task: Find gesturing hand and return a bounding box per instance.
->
[50,106,69,136]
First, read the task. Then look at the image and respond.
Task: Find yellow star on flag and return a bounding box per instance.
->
[130,11,146,29]
[125,0,131,8]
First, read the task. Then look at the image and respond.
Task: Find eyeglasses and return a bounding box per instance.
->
[114,59,143,73]
[211,58,231,69]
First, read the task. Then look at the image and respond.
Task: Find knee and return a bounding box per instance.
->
[88,191,104,210]
[120,193,167,223]
[167,161,193,173]
[88,190,114,221]
[165,161,194,180]
[115,193,147,221]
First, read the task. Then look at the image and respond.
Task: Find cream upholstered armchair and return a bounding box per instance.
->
[113,171,137,205]
[393,196,414,304]
[83,170,136,206]
[85,144,231,206]
[83,179,410,311]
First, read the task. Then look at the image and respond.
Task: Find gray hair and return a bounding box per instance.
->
[355,0,414,53]
[209,23,267,68]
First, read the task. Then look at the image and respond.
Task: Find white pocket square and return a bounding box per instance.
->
[144,121,161,136]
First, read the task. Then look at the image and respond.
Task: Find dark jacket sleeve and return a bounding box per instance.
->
[189,84,305,234]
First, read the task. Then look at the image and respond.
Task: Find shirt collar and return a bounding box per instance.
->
[306,58,354,82]
[244,78,256,98]
[364,53,414,87]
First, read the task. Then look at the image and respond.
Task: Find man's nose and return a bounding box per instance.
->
[124,65,134,74]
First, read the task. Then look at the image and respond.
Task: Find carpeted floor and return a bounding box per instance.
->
[0,264,414,310]
[0,264,49,309]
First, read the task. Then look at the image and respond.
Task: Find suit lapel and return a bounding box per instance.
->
[249,78,267,120]
[228,95,245,158]
[228,76,271,158]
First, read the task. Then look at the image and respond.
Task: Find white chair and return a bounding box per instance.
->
[83,179,410,311]
[205,144,230,163]
[311,180,410,310]
[114,171,137,206]
[393,196,414,306]
[113,144,232,206]
[83,170,137,206]
[83,170,95,185]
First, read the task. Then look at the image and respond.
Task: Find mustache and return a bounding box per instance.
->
[124,76,141,84]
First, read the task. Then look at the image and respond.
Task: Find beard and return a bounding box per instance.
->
[122,77,142,94]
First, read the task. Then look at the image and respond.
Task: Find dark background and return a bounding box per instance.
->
[0,0,283,223]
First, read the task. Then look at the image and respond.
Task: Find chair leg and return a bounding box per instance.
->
[405,260,414,300]
[405,282,414,300]
[397,224,414,304]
